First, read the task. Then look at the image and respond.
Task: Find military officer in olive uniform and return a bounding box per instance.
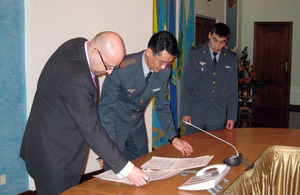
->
[99,31,193,163]
[180,23,238,134]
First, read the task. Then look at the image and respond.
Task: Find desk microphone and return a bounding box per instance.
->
[183,120,243,166]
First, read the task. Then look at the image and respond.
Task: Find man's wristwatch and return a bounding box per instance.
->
[168,135,180,144]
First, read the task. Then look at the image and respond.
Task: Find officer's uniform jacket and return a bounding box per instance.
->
[180,41,238,125]
[99,50,176,156]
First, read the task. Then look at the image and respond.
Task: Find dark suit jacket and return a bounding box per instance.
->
[180,42,238,126]
[20,38,128,194]
[99,51,176,159]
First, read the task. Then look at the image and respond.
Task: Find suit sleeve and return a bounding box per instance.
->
[227,56,238,121]
[98,73,120,142]
[154,70,177,140]
[180,49,195,117]
[61,77,126,173]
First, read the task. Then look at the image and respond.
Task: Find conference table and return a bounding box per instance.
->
[62,128,300,195]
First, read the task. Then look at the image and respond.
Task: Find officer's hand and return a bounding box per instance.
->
[172,138,193,156]
[226,120,235,130]
[182,116,191,123]
[127,167,149,187]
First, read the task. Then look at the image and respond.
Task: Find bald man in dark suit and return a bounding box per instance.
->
[20,31,148,195]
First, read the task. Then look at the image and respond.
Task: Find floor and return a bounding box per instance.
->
[289,111,300,129]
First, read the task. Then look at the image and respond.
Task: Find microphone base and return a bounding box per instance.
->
[223,153,243,166]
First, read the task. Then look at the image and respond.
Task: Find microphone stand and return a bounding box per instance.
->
[183,121,243,166]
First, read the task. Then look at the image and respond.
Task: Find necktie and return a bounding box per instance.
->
[213,52,217,67]
[145,71,152,84]
[92,74,98,88]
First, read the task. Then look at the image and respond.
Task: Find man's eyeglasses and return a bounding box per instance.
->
[94,48,120,71]
[155,58,173,67]
[151,49,173,67]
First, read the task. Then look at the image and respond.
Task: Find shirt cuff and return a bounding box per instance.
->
[117,161,134,179]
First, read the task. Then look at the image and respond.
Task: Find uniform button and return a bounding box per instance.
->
[210,99,214,102]
[140,100,144,104]
[212,81,216,85]
[212,90,215,93]
[213,72,216,76]
[132,115,136,119]
[136,108,140,112]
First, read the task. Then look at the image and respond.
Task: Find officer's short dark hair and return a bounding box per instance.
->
[148,31,178,56]
[210,23,231,39]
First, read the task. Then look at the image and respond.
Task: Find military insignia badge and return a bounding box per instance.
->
[127,88,136,93]
[199,61,206,72]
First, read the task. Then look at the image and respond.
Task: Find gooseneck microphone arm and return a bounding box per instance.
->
[183,121,239,157]
[183,120,243,166]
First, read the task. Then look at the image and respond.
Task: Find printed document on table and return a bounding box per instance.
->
[94,169,182,185]
[140,155,214,170]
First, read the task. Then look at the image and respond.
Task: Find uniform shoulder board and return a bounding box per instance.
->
[120,58,136,68]
[189,45,201,52]
[223,47,237,56]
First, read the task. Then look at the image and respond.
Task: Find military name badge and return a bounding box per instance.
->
[199,61,206,72]
[223,64,232,69]
[153,87,161,92]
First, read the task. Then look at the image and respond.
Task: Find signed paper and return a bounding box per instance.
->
[94,155,213,185]
[140,155,214,170]
[94,169,182,185]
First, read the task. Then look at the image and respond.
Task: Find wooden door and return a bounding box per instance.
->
[252,22,292,127]
[195,17,215,46]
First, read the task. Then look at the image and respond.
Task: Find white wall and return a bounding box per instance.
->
[25,0,153,189]
[194,0,225,22]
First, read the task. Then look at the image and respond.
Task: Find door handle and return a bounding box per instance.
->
[285,62,288,72]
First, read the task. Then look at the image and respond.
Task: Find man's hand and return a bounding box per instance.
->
[127,167,149,187]
[182,116,191,123]
[226,120,235,130]
[97,158,104,169]
[172,138,193,156]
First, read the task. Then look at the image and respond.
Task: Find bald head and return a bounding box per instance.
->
[87,31,125,76]
[92,31,125,65]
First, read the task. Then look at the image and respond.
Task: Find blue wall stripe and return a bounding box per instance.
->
[0,0,27,194]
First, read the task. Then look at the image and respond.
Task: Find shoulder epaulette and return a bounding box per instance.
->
[120,58,136,68]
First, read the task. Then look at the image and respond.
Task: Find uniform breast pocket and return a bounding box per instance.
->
[193,68,206,83]
[220,67,232,81]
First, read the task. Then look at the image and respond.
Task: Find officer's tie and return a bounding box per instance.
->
[213,52,217,67]
[145,71,152,84]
